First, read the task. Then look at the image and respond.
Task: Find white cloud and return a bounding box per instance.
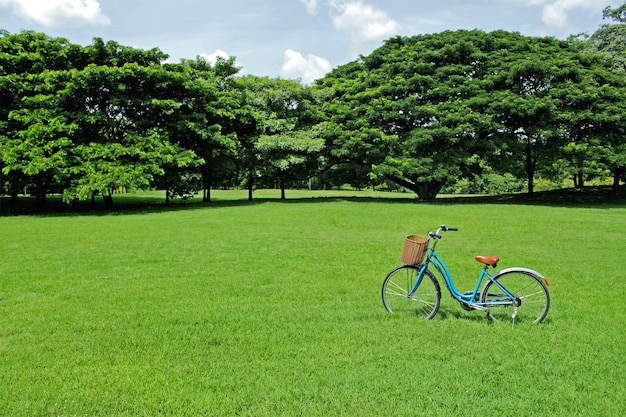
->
[300,0,319,15]
[281,49,332,84]
[0,0,110,27]
[541,0,594,28]
[509,0,623,28]
[200,49,230,65]
[541,2,569,28]
[510,0,612,7]
[330,1,400,42]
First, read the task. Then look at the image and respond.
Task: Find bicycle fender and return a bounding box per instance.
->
[494,267,546,280]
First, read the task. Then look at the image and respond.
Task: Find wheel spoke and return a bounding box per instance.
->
[481,271,550,324]
[382,266,441,319]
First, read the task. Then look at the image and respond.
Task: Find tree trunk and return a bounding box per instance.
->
[202,165,212,203]
[279,174,286,200]
[525,140,535,195]
[574,170,584,189]
[416,182,445,200]
[103,193,113,209]
[247,149,256,201]
[35,173,51,207]
[276,170,287,200]
[386,174,444,200]
[9,173,19,203]
[247,169,254,201]
[612,169,624,194]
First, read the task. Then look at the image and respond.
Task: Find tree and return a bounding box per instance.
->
[239,76,325,200]
[483,34,592,194]
[587,3,626,72]
[0,31,194,207]
[581,3,626,192]
[319,30,618,198]
[0,31,85,205]
[229,76,261,201]
[2,88,76,206]
[315,61,394,192]
[318,31,496,199]
[549,56,626,189]
[63,62,201,206]
[168,56,242,202]
[256,125,325,200]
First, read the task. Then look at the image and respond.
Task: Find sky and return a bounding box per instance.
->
[0,0,623,84]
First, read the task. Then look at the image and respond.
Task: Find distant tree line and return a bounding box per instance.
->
[1,4,625,205]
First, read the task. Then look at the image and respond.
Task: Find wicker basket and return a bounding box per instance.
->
[401,235,429,265]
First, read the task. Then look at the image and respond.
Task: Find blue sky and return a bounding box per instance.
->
[0,0,622,83]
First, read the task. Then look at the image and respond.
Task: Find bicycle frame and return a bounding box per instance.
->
[410,247,517,309]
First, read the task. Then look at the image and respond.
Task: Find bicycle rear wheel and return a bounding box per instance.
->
[382,265,441,319]
[480,270,550,324]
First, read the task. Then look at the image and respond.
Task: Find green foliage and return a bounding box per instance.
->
[238,76,327,199]
[445,172,525,195]
[0,32,230,205]
[586,4,626,72]
[1,26,625,204]
[578,4,626,191]
[318,29,626,199]
[169,56,243,203]
[60,63,205,204]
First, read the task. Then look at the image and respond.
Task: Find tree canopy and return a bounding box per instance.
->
[1,18,625,207]
[317,30,625,198]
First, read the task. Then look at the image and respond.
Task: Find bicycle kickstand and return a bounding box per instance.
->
[511,305,519,330]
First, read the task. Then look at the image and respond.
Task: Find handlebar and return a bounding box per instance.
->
[428,224,458,240]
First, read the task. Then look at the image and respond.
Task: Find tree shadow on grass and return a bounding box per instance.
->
[2,186,624,217]
[0,193,269,217]
[230,186,626,210]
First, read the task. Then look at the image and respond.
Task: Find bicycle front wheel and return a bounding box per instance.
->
[382,265,441,319]
[480,270,550,324]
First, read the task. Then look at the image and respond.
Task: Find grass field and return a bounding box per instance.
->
[1,190,625,416]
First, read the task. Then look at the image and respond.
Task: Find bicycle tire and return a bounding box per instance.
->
[480,269,550,324]
[382,265,441,319]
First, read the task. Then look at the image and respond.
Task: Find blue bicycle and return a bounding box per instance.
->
[382,225,550,325]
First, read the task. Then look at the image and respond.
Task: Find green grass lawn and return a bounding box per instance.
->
[1,191,625,416]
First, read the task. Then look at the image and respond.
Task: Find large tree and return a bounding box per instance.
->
[239,76,326,200]
[482,33,595,194]
[315,61,395,192]
[0,31,85,205]
[318,30,620,198]
[63,62,200,206]
[0,31,197,207]
[580,3,626,192]
[318,31,500,199]
[229,76,263,201]
[168,56,242,203]
[2,72,76,206]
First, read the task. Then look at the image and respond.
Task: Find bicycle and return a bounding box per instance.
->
[381,225,550,326]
